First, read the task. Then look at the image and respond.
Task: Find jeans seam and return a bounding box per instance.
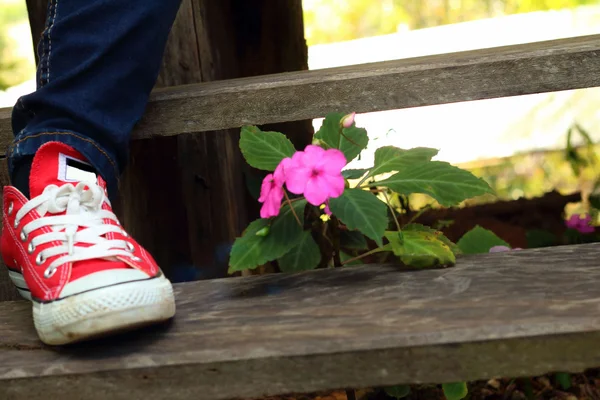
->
[47,0,58,84]
[10,131,119,180]
[39,0,57,87]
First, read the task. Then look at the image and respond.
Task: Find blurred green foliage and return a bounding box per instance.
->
[303,0,596,45]
[0,0,32,90]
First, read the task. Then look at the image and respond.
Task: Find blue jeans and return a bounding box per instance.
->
[8,0,182,196]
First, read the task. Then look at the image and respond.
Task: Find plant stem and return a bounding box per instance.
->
[341,244,391,265]
[406,204,431,226]
[331,216,342,267]
[345,389,357,400]
[382,191,401,231]
[284,191,302,227]
[356,174,372,188]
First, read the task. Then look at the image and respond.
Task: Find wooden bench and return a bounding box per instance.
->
[1,31,600,400]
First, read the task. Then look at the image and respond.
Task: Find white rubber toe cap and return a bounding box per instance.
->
[59,269,150,298]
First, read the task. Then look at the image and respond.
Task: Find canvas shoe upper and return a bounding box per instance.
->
[1,141,175,345]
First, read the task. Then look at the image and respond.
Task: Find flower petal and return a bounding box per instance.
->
[320,173,345,198]
[304,177,329,206]
[322,149,347,174]
[274,157,292,186]
[489,245,511,253]
[566,214,583,229]
[260,186,284,218]
[341,112,356,128]
[258,174,275,203]
[579,224,595,234]
[324,201,332,216]
[285,166,311,194]
[302,145,326,167]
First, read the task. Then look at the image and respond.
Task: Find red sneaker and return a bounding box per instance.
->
[1,142,175,345]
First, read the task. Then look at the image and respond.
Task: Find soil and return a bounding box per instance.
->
[249,368,600,400]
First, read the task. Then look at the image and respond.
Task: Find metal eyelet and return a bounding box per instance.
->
[126,242,135,253]
[43,267,57,279]
[130,256,142,262]
[122,230,128,238]
[20,231,28,242]
[13,219,19,229]
[27,242,35,254]
[35,253,45,266]
[7,202,13,215]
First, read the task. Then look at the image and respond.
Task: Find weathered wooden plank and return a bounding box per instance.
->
[2,243,600,399]
[0,108,10,147]
[1,35,599,147]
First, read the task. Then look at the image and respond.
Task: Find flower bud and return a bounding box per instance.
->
[255,226,270,237]
[340,112,356,128]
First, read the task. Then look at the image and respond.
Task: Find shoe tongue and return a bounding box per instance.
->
[30,142,99,199]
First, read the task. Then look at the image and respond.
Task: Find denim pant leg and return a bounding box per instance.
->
[9,0,182,196]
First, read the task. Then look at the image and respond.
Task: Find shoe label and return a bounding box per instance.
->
[58,153,98,184]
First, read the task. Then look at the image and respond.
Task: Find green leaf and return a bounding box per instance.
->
[228,200,307,273]
[243,168,263,200]
[385,229,456,267]
[590,193,600,210]
[442,382,468,400]
[369,146,439,177]
[228,219,271,273]
[375,161,494,207]
[340,251,363,266]
[264,199,307,250]
[384,385,411,399]
[526,229,557,248]
[328,189,387,246]
[240,125,296,171]
[403,223,461,255]
[555,372,572,390]
[314,113,368,162]
[278,231,321,273]
[522,378,534,400]
[340,230,368,250]
[457,225,509,255]
[342,168,369,180]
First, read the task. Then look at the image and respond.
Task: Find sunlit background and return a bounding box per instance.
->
[1,0,599,205]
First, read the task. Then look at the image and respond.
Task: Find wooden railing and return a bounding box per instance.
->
[1,35,599,145]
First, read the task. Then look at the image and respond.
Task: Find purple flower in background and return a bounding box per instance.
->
[565,213,595,234]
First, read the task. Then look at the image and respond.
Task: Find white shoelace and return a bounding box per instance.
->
[13,181,139,278]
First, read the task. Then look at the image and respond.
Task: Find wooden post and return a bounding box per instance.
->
[21,0,313,279]
[24,0,47,64]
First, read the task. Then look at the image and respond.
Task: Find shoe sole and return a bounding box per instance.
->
[9,270,176,345]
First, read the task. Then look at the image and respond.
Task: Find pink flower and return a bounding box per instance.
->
[566,213,595,234]
[324,201,332,216]
[341,112,356,128]
[258,173,284,218]
[489,245,522,253]
[274,157,291,185]
[285,145,346,206]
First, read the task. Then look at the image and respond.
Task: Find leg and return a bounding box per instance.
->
[1,0,182,345]
[10,0,182,197]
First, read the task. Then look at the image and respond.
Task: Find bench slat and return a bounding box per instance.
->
[1,35,599,147]
[2,243,600,400]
